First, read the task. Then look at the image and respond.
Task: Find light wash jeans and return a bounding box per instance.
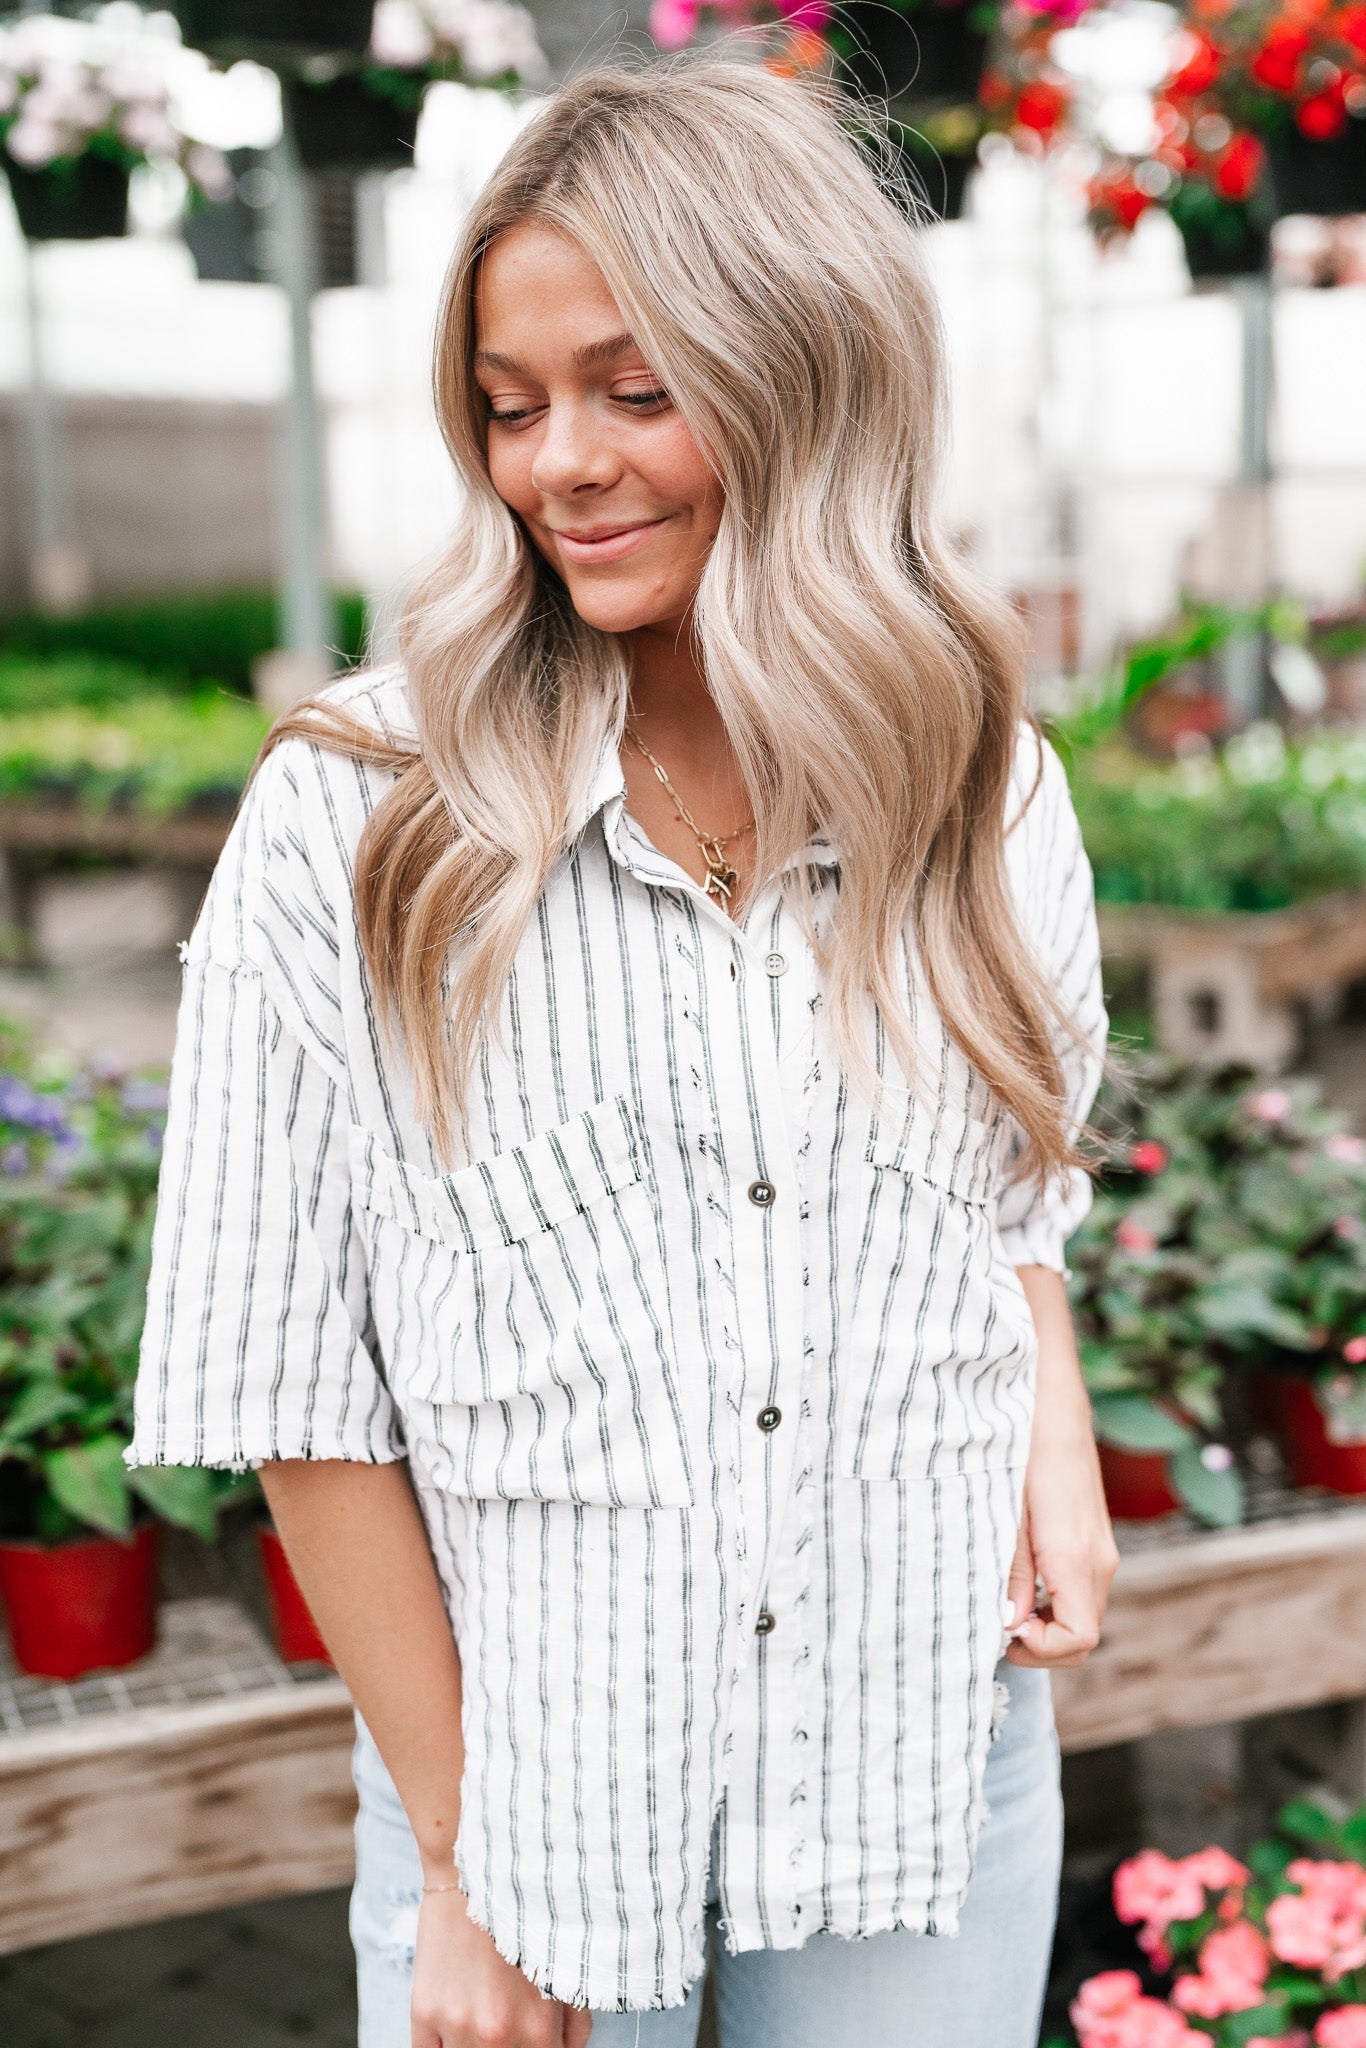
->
[350,1659,1062,2048]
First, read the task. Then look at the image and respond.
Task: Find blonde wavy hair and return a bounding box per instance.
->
[265,56,1079,1180]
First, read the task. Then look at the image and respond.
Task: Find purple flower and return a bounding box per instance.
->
[0,1075,38,1125]
[145,1124,164,1154]
[26,1095,69,1134]
[1,1140,28,1176]
[121,1079,169,1116]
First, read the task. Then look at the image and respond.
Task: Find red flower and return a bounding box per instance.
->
[1170,31,1223,95]
[1338,5,1366,62]
[1297,87,1349,137]
[1015,79,1071,133]
[1251,23,1312,92]
[1130,1140,1169,1175]
[1215,131,1266,198]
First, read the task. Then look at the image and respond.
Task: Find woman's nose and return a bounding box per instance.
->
[530,401,619,496]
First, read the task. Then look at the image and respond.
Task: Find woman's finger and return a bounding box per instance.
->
[1003,1514,1038,1636]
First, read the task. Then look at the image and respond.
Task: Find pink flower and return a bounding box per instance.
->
[1116,1217,1159,1254]
[1114,1849,1208,1955]
[1326,1134,1366,1165]
[648,0,700,47]
[1344,1336,1366,1365]
[1335,1217,1364,1241]
[1268,1862,1366,1980]
[1076,1999,1209,2047]
[1172,1920,1269,2017]
[1249,1087,1293,1121]
[775,0,831,26]
[1072,1972,1144,2030]
[1317,2012,1366,2048]
[1184,1847,1250,1893]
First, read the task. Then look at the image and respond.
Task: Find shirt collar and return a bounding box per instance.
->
[569,727,841,873]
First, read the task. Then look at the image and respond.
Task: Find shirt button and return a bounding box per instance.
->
[748,1179,776,1208]
[757,1406,782,1432]
[764,951,788,977]
[754,1610,776,1637]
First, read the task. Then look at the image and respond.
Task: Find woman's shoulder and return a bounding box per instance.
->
[191,665,416,980]
[1004,718,1069,833]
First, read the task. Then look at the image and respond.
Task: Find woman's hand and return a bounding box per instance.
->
[412,1885,593,2047]
[1005,1265,1119,1671]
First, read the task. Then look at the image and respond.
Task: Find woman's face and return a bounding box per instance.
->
[474,222,724,638]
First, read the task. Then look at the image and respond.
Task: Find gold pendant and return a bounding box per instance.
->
[704,862,737,903]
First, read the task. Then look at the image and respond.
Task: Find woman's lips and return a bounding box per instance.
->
[553,518,666,564]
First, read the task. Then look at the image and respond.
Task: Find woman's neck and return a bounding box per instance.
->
[622,616,720,752]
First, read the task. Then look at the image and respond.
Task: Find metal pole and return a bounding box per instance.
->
[259,121,337,706]
[18,240,88,613]
[1219,272,1274,721]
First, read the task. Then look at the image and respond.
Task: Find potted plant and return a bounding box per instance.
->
[0,1053,226,1679]
[282,0,547,173]
[1053,1799,1366,2048]
[0,9,229,244]
[1070,1060,1366,1525]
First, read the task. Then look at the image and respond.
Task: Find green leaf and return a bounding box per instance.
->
[0,1377,83,1447]
[1170,1445,1245,1527]
[1091,1392,1196,1453]
[1277,1798,1338,1845]
[41,1434,131,1538]
[128,1465,218,1542]
[1222,2006,1294,2044]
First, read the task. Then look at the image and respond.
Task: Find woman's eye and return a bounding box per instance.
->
[616,388,670,410]
[487,403,540,424]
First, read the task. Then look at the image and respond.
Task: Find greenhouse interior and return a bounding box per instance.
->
[2,1,1366,2046]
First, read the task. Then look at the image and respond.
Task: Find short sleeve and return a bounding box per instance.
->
[994,730,1108,1275]
[128,957,404,1471]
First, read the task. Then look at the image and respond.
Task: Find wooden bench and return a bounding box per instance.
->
[1099,895,1366,1069]
[0,801,234,964]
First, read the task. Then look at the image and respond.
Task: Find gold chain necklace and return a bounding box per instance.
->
[624,723,754,905]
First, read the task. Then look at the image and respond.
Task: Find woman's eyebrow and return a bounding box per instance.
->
[473,333,639,378]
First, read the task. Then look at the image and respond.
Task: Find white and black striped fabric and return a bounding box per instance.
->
[130,668,1106,2013]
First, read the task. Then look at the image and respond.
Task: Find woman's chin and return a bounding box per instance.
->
[561,576,686,638]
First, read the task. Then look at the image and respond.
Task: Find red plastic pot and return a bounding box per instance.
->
[1270,1376,1366,1496]
[1097,1440,1179,1520]
[257,1525,332,1665]
[0,1522,159,1679]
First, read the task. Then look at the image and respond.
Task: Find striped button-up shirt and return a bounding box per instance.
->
[130,667,1106,2013]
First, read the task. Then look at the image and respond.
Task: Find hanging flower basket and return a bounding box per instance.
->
[173,1,376,66]
[1270,112,1366,217]
[0,11,229,245]
[2,154,129,242]
[0,1522,159,1680]
[284,73,421,172]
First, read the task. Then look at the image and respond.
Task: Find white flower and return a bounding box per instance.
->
[118,102,177,152]
[184,141,231,198]
[6,118,64,167]
[371,0,436,67]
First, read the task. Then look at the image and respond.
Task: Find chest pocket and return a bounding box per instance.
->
[350,1096,693,1508]
[841,1102,1038,1482]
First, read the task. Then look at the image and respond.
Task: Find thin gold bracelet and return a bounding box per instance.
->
[422,1881,465,1895]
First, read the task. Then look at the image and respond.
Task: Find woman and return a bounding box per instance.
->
[130,57,1115,2048]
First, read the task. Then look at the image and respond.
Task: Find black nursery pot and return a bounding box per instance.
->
[839,0,990,103]
[1177,208,1272,282]
[285,77,421,173]
[4,155,129,242]
[174,0,375,65]
[1269,115,1366,218]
